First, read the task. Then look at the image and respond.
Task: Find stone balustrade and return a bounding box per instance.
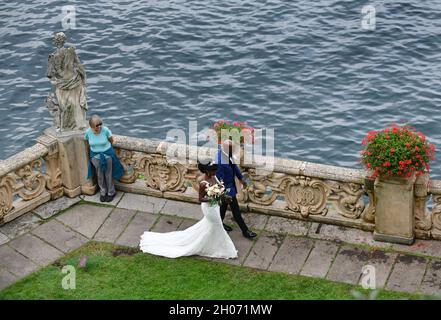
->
[0,134,63,225]
[1,131,441,243]
[112,135,375,233]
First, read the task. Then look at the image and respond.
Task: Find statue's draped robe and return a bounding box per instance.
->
[47,47,87,130]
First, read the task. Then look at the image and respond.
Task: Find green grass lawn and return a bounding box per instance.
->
[0,242,424,300]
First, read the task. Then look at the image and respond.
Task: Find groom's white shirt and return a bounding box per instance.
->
[216,149,239,165]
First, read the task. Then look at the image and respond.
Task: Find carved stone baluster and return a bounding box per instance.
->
[414,173,432,231]
[116,149,139,183]
[0,175,16,223]
[431,195,441,232]
[44,152,63,200]
[361,176,375,223]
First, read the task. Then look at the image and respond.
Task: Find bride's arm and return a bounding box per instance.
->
[198,182,210,203]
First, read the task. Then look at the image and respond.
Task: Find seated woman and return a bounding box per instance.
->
[85,115,124,202]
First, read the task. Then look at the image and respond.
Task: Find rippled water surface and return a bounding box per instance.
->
[1,0,441,178]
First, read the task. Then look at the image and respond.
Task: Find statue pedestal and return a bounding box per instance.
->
[44,127,96,197]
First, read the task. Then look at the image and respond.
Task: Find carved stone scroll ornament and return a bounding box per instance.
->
[328,181,366,219]
[431,195,441,232]
[140,154,187,192]
[15,160,46,201]
[282,175,330,218]
[243,168,286,206]
[0,175,15,219]
[116,149,139,184]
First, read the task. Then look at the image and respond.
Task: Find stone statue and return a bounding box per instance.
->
[45,32,87,131]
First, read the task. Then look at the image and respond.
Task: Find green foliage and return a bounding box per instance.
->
[212,120,255,144]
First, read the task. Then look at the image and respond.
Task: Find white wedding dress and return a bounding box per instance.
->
[139,190,238,259]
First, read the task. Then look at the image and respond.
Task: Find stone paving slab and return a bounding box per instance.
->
[213,227,256,265]
[300,240,339,278]
[31,219,88,253]
[0,212,42,239]
[308,223,389,249]
[391,240,441,259]
[243,232,284,270]
[219,228,255,265]
[269,236,314,274]
[0,245,39,278]
[9,233,64,266]
[94,208,137,243]
[151,215,183,233]
[56,204,112,238]
[116,212,159,248]
[386,254,428,293]
[223,212,269,231]
[160,200,203,220]
[358,250,398,289]
[33,196,81,220]
[0,232,8,246]
[81,192,124,206]
[264,216,311,236]
[420,260,441,296]
[176,219,197,231]
[117,193,166,214]
[327,246,370,285]
[242,213,269,230]
[0,268,18,291]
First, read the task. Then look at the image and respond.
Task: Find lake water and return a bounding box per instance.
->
[1,0,441,178]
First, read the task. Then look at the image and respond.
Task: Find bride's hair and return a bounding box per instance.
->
[197,159,218,174]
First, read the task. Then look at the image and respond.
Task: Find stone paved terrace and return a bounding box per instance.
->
[1,192,441,297]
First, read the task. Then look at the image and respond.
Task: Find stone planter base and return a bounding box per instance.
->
[373,174,416,245]
[373,231,414,245]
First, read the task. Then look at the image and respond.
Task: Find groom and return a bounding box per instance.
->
[215,140,257,239]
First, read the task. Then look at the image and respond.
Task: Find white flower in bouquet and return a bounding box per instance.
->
[205,181,229,206]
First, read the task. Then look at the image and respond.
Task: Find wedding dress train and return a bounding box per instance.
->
[139,202,238,259]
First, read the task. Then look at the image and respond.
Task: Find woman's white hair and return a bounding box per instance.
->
[89,115,102,127]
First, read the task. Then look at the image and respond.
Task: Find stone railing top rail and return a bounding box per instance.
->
[113,134,367,184]
[0,143,48,177]
[429,180,441,195]
[1,134,439,192]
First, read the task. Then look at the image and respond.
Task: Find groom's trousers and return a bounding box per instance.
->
[220,196,249,233]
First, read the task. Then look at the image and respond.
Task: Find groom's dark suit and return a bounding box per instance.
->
[215,148,249,233]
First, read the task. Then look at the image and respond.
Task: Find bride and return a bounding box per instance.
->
[139,160,238,259]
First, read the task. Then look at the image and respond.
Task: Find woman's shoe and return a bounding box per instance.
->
[100,195,106,202]
[106,194,115,202]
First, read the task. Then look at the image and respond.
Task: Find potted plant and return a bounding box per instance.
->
[212,120,255,145]
[360,124,435,244]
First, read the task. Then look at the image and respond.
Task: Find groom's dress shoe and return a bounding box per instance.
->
[243,230,257,239]
[223,224,233,232]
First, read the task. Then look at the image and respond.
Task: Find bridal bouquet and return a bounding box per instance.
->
[205,181,231,206]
